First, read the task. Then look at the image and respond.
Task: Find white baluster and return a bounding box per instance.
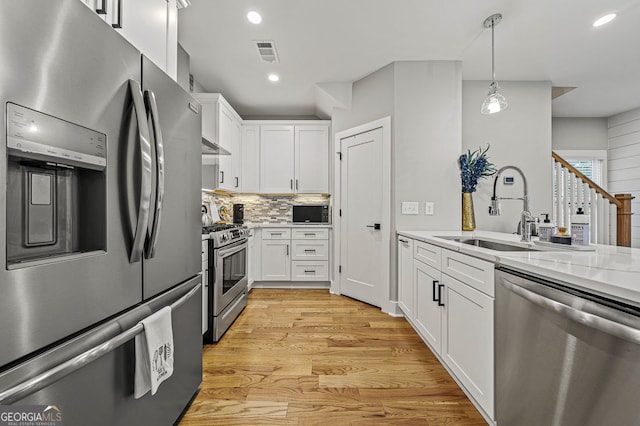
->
[585,188,598,244]
[597,195,606,244]
[577,180,584,212]
[571,173,582,214]
[603,197,610,245]
[554,162,562,227]
[563,168,571,229]
[590,188,597,243]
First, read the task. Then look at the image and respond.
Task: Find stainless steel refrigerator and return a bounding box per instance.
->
[0,1,202,424]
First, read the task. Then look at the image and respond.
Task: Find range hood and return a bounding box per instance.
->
[202,137,231,155]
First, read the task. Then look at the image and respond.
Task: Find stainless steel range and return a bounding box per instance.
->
[204,224,249,342]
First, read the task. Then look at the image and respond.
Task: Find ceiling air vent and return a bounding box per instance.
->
[255,40,279,63]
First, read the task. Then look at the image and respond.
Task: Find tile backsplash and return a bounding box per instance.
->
[202,192,330,223]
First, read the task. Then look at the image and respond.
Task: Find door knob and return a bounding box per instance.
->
[366,223,381,230]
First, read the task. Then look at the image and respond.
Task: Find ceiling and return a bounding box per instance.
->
[178,0,640,119]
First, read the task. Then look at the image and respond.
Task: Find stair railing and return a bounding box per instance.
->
[552,151,633,246]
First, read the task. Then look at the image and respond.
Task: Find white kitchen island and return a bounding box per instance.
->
[399,230,640,307]
[396,229,640,425]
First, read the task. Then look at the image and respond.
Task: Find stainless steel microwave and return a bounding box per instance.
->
[292,205,329,223]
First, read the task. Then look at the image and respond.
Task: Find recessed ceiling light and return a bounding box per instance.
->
[268,74,279,82]
[247,11,262,24]
[593,13,616,27]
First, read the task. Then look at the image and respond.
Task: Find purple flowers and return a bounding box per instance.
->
[458,145,497,193]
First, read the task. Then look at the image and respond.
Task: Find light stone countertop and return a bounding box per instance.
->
[245,223,333,229]
[398,229,640,307]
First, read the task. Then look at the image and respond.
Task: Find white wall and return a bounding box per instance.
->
[552,118,608,150]
[462,81,552,233]
[394,61,461,231]
[608,107,640,248]
[332,63,395,134]
[332,61,462,302]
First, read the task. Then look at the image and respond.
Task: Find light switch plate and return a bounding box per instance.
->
[401,201,419,215]
[425,202,435,215]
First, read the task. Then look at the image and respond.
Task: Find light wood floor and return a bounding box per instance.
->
[180,289,487,425]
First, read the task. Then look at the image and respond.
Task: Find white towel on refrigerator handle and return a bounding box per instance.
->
[134,306,174,399]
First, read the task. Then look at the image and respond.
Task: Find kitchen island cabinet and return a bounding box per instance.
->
[397,237,495,422]
[397,229,640,426]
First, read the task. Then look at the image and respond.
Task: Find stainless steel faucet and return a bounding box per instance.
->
[489,165,534,242]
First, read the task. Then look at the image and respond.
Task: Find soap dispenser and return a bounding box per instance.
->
[538,214,556,242]
[571,208,590,245]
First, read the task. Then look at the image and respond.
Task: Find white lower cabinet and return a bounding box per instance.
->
[414,259,442,351]
[398,237,495,422]
[260,240,291,281]
[441,273,494,419]
[397,237,415,318]
[255,226,331,284]
[291,261,329,281]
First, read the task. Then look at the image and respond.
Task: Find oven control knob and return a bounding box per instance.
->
[220,234,228,242]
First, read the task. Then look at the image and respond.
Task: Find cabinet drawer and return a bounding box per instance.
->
[414,241,441,270]
[291,261,329,281]
[291,240,328,261]
[291,228,329,240]
[261,228,291,240]
[441,249,494,297]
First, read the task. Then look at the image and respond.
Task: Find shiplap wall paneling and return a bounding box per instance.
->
[608,107,640,248]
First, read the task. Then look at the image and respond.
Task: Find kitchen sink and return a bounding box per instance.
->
[435,236,542,252]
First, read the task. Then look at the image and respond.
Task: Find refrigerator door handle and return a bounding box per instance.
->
[128,80,153,263]
[144,89,165,259]
[0,281,201,405]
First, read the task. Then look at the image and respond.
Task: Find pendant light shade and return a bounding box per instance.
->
[481,13,507,114]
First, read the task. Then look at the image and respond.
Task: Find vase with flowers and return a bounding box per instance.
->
[458,145,497,231]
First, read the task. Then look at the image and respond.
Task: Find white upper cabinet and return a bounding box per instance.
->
[231,119,243,191]
[295,125,329,193]
[83,0,177,80]
[193,93,242,192]
[241,125,261,193]
[217,102,235,191]
[249,121,330,194]
[259,125,296,193]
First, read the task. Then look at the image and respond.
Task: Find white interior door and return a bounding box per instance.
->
[340,128,386,307]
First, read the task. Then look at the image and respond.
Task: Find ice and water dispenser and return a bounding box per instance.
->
[6,103,107,266]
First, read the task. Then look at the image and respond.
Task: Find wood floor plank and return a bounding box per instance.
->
[179,289,487,425]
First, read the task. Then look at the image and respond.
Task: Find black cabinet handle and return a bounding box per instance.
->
[366,223,381,230]
[437,284,445,307]
[96,0,107,14]
[432,280,439,302]
[235,177,239,187]
[399,238,408,243]
[304,270,316,273]
[290,179,293,190]
[220,171,224,183]
[111,0,122,28]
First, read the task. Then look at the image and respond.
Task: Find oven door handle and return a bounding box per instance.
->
[217,241,247,258]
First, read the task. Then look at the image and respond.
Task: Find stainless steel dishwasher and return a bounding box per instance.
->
[495,268,640,426]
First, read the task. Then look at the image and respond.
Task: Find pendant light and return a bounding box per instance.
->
[481,13,508,114]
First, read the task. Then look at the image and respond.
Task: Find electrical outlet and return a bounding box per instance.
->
[425,202,435,215]
[401,201,419,215]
